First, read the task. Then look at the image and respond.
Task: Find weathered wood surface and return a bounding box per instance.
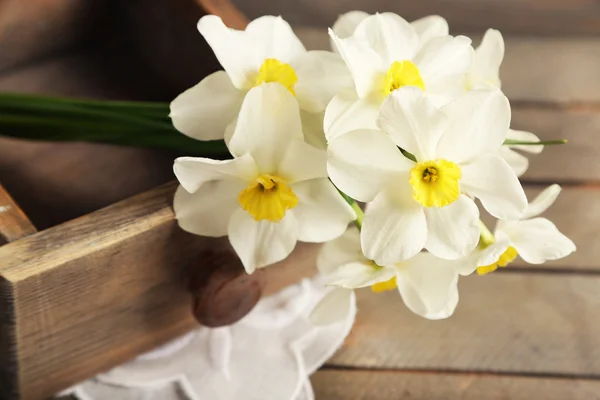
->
[0,182,316,399]
[327,274,600,374]
[311,370,600,400]
[235,0,600,36]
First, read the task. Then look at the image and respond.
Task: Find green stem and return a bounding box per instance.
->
[503,139,567,146]
[478,220,495,247]
[350,201,364,230]
[0,93,230,157]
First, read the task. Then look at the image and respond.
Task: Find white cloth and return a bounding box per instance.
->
[62,277,356,400]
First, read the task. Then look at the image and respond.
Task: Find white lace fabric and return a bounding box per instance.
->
[62,277,356,400]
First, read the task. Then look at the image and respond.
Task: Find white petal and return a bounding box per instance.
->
[327,129,411,202]
[362,187,427,265]
[326,262,396,289]
[245,15,306,62]
[353,13,420,65]
[523,184,562,219]
[173,182,242,237]
[415,35,473,105]
[437,89,510,163]
[228,209,299,273]
[293,51,354,113]
[479,240,511,266]
[424,195,480,259]
[499,218,576,264]
[378,86,447,162]
[169,71,245,141]
[323,87,380,141]
[468,29,504,89]
[229,83,303,173]
[397,252,459,319]
[291,179,356,243]
[331,11,369,40]
[309,287,354,326]
[461,154,527,220]
[278,139,327,184]
[498,146,530,177]
[301,110,327,149]
[506,129,544,154]
[197,15,258,89]
[173,153,256,193]
[317,227,365,275]
[411,15,449,46]
[329,29,385,99]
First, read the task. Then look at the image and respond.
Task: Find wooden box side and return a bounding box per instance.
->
[0,182,317,399]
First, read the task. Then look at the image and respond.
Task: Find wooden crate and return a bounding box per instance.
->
[0,1,315,398]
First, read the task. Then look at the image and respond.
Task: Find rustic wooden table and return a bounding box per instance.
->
[2,1,600,398]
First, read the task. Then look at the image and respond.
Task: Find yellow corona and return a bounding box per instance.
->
[238,174,298,222]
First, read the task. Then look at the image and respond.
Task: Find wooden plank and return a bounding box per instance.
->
[0,183,36,244]
[327,273,600,375]
[311,369,600,400]
[236,0,600,36]
[296,28,600,103]
[513,109,600,183]
[0,182,316,399]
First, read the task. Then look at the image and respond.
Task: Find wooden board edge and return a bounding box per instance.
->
[0,277,19,400]
[0,183,37,245]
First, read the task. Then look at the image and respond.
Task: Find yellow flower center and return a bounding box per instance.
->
[254,58,298,95]
[384,60,425,95]
[409,160,461,208]
[477,246,518,275]
[371,276,397,293]
[238,174,298,222]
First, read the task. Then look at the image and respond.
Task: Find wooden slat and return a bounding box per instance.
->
[513,108,600,183]
[236,0,600,36]
[327,273,600,375]
[0,182,316,399]
[0,183,36,244]
[311,369,600,400]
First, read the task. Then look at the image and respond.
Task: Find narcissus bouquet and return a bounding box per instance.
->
[156,12,581,322]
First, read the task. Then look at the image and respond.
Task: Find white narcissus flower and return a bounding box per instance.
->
[476,184,576,275]
[170,15,352,147]
[310,228,464,323]
[327,87,527,265]
[331,11,449,50]
[173,83,355,273]
[325,12,473,140]
[465,28,543,176]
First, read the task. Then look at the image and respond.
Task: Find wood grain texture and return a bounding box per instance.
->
[327,273,600,375]
[235,0,600,36]
[311,369,600,400]
[0,182,316,399]
[0,183,36,244]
